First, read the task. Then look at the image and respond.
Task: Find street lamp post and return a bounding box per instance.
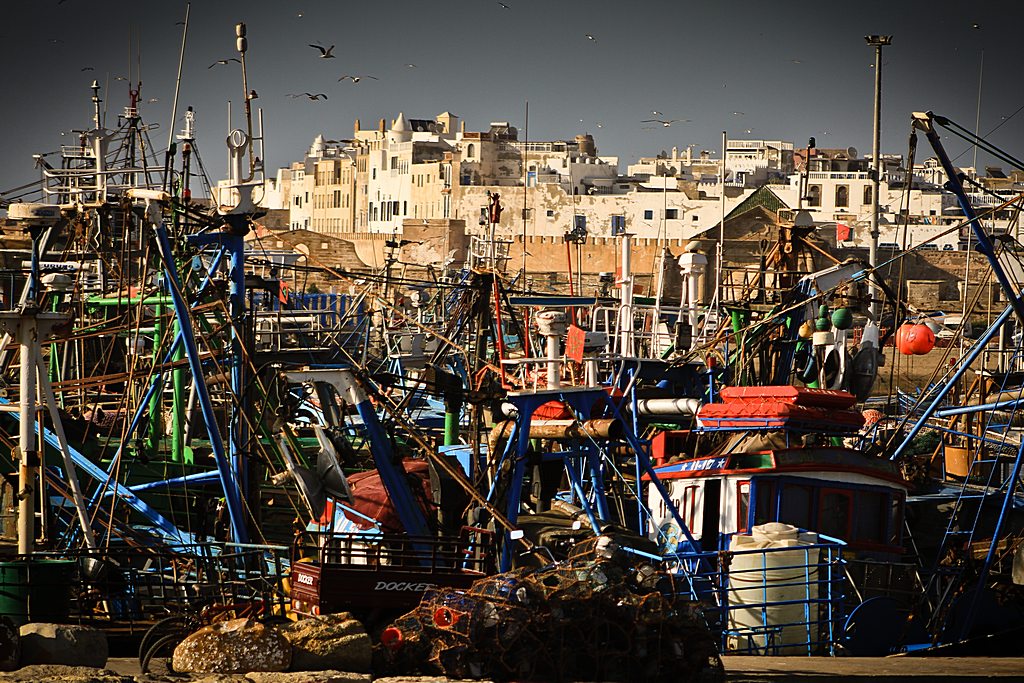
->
[865,34,891,319]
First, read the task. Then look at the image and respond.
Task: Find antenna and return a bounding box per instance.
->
[237,22,256,181]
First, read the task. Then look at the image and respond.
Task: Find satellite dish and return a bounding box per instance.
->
[847,147,859,159]
[274,429,353,521]
[313,425,353,502]
[274,436,327,519]
[291,466,328,520]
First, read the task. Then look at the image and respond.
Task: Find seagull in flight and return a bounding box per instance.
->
[406,63,417,68]
[732,111,746,116]
[496,0,511,7]
[641,118,688,127]
[651,110,663,116]
[309,43,336,58]
[289,92,328,100]
[208,58,240,68]
[338,75,378,83]
[584,33,596,41]
[80,66,94,72]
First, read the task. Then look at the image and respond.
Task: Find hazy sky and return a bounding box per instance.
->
[1,0,1022,197]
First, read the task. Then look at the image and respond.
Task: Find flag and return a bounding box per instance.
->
[836,223,852,242]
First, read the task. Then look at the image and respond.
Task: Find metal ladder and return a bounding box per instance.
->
[925,433,1024,642]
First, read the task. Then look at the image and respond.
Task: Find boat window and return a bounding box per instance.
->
[889,493,904,546]
[737,481,750,533]
[853,491,887,543]
[779,483,813,529]
[681,485,699,531]
[818,488,853,540]
[754,481,775,526]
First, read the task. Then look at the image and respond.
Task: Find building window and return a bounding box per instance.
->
[546,210,554,218]
[863,185,873,205]
[665,208,678,220]
[807,185,821,207]
[466,143,475,158]
[835,185,849,208]
[643,209,654,220]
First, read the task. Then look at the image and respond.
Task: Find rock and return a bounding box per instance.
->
[172,618,291,674]
[0,618,17,671]
[0,665,129,682]
[245,671,371,683]
[18,624,107,668]
[279,613,372,673]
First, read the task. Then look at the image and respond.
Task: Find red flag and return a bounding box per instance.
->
[836,224,852,242]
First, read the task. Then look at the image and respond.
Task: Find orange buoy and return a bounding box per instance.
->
[897,323,935,355]
[433,607,460,628]
[380,627,404,650]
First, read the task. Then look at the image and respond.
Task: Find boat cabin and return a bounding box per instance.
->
[646,446,907,557]
[644,386,909,558]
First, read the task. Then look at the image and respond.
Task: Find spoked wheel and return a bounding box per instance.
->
[140,632,185,675]
[138,615,195,674]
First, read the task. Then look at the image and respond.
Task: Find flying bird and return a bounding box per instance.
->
[289,92,328,100]
[338,75,377,83]
[147,97,159,103]
[248,89,259,99]
[309,43,336,58]
[405,63,417,68]
[641,118,687,127]
[732,111,745,116]
[584,33,596,41]
[114,75,128,81]
[496,0,511,7]
[651,110,663,116]
[80,66,94,72]
[208,58,240,68]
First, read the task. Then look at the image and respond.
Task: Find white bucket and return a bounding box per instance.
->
[727,524,820,654]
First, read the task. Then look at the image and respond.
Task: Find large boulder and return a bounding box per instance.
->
[172,618,291,674]
[18,624,107,668]
[279,613,372,673]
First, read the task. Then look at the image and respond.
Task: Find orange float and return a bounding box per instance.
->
[897,323,935,355]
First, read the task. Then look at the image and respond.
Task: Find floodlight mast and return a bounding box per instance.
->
[865,34,891,319]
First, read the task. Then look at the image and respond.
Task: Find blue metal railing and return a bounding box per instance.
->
[662,534,847,655]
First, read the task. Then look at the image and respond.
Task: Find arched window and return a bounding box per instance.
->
[807,185,821,207]
[835,185,849,208]
[466,143,475,159]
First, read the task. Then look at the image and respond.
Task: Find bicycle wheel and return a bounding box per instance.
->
[140,632,186,675]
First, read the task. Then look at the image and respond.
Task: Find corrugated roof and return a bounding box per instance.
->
[725,185,788,220]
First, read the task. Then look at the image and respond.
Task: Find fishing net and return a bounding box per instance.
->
[374,536,724,682]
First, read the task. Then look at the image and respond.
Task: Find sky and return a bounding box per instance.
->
[1,0,1022,198]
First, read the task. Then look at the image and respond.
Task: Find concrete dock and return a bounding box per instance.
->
[85,656,1024,681]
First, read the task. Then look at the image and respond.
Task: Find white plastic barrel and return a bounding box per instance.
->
[727,523,820,654]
